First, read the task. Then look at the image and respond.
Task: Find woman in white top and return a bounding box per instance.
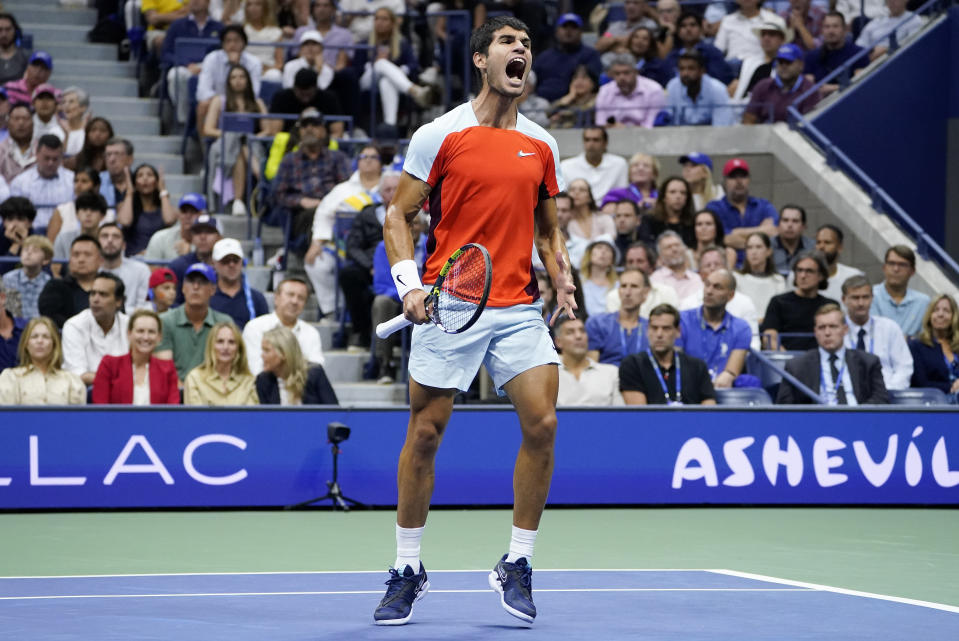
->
[567,178,615,241]
[681,152,723,211]
[244,0,285,82]
[579,239,619,317]
[735,232,787,324]
[0,317,86,405]
[59,86,91,158]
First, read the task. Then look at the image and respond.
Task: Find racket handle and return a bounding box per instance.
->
[376,313,413,338]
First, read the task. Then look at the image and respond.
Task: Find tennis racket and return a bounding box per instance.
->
[375,243,492,338]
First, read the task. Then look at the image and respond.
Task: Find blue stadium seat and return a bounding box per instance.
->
[259,80,282,108]
[715,388,774,406]
[888,388,951,406]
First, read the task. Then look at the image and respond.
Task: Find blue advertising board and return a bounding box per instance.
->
[0,407,957,508]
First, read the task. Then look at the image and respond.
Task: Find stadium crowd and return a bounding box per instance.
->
[0,1,955,407]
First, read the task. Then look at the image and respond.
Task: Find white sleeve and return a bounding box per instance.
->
[242,320,265,375]
[887,323,914,390]
[61,319,88,376]
[714,18,730,55]
[247,54,263,97]
[196,52,217,102]
[403,121,446,185]
[301,325,325,366]
[0,174,9,203]
[281,60,297,88]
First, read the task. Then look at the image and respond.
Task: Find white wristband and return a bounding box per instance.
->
[391,259,423,301]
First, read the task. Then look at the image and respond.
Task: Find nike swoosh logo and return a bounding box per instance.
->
[517,151,536,157]
[396,275,406,286]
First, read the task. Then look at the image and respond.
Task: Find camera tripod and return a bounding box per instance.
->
[287,440,366,511]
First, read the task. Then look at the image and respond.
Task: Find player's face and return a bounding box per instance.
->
[477,26,532,97]
[814,310,847,352]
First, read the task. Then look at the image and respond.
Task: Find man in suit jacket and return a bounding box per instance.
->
[777,303,889,405]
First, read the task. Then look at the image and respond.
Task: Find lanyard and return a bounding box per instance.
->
[821,354,846,405]
[647,349,681,406]
[698,308,727,379]
[619,320,642,360]
[846,318,875,354]
[944,351,959,382]
[242,273,255,323]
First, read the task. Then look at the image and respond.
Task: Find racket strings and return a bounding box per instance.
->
[434,247,488,331]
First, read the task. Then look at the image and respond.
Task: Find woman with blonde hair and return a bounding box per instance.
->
[601,153,661,213]
[908,294,959,399]
[255,326,338,405]
[184,322,258,406]
[244,0,285,82]
[0,317,86,405]
[680,152,723,210]
[579,239,619,317]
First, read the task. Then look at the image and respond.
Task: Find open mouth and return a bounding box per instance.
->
[505,57,526,82]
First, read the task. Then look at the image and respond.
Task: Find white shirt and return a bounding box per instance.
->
[339,0,405,41]
[62,309,130,377]
[196,49,263,102]
[856,11,923,50]
[714,9,779,61]
[819,346,858,406]
[836,0,889,21]
[33,116,66,142]
[132,363,151,406]
[605,281,680,319]
[242,312,325,375]
[208,0,244,24]
[680,290,761,350]
[734,272,788,321]
[311,172,378,241]
[557,358,624,406]
[103,257,152,311]
[560,152,628,204]
[282,57,335,90]
[10,165,75,228]
[845,314,913,390]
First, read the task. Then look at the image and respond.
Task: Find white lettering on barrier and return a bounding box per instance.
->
[182,434,248,486]
[671,438,718,488]
[30,435,87,486]
[932,437,959,488]
[905,426,923,487]
[762,436,803,487]
[812,437,847,487]
[0,477,10,486]
[852,435,897,487]
[103,435,174,485]
[722,437,755,487]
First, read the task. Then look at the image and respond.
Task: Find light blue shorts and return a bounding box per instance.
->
[408,300,560,395]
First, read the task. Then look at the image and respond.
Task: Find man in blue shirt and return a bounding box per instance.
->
[705,158,778,251]
[170,214,221,304]
[677,269,752,388]
[664,49,734,126]
[532,13,603,102]
[209,237,269,328]
[585,268,649,366]
[804,12,868,87]
[870,245,930,337]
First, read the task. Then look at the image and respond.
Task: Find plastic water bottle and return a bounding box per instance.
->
[252,237,264,267]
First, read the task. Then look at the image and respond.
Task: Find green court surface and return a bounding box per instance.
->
[2,508,957,607]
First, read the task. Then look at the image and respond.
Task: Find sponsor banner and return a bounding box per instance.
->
[0,408,957,508]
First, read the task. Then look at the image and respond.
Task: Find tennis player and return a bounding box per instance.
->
[373,16,577,626]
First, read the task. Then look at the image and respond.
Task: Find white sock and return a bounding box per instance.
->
[394,524,425,572]
[505,525,537,563]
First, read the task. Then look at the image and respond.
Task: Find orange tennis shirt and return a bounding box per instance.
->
[403,102,566,307]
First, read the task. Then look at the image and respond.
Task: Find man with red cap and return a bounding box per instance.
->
[148,267,178,313]
[705,157,778,254]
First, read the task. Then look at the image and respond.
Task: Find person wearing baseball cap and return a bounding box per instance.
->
[743,42,819,124]
[209,237,269,328]
[148,267,178,314]
[282,30,335,92]
[703,158,778,254]
[143,193,208,262]
[169,213,223,304]
[679,153,722,210]
[532,12,602,102]
[155,261,233,382]
[31,84,65,142]
[664,48,735,127]
[3,50,53,105]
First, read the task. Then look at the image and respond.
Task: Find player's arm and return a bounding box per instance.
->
[384,171,432,324]
[534,197,577,325]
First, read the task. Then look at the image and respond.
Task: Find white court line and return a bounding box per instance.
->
[710,569,959,614]
[0,588,813,601]
[0,569,710,580]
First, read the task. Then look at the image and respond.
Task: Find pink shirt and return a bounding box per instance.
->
[650,266,703,302]
[594,75,666,128]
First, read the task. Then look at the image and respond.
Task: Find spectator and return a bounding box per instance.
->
[38,235,103,328]
[0,316,86,405]
[651,230,703,302]
[117,164,177,256]
[594,52,665,129]
[243,0,285,82]
[256,325,338,404]
[0,195,35,275]
[170,214,221,303]
[61,271,129,385]
[908,295,959,399]
[63,116,114,173]
[560,127,627,206]
[744,44,819,123]
[98,223,151,310]
[52,190,108,267]
[99,138,135,209]
[243,276,324,375]
[664,48,735,127]
[688,209,738,271]
[841,275,912,390]
[209,0,245,24]
[142,0,189,56]
[771,203,814,274]
[761,250,838,350]
[787,223,864,304]
[339,0,404,42]
[580,238,620,317]
[585,268,649,365]
[0,103,34,184]
[184,321,259,405]
[856,0,922,60]
[266,69,343,136]
[656,0,682,44]
[546,63,598,129]
[533,13,603,103]
[611,199,648,264]
[92,309,180,405]
[0,87,10,141]
[31,84,65,142]
[714,0,779,63]
[781,0,826,51]
[642,176,696,249]
[620,303,717,405]
[679,244,760,344]
[0,13,28,85]
[735,231,788,323]
[162,0,225,126]
[554,191,589,269]
[196,25,263,130]
[156,262,233,381]
[804,12,868,94]
[871,245,930,337]
[602,152,660,213]
[203,64,268,216]
[705,158,778,251]
[292,0,354,72]
[606,241,681,318]
[9,134,73,231]
[147,267,178,313]
[4,51,54,106]
[273,107,351,252]
[663,12,733,85]
[0,282,26,371]
[555,315,624,406]
[776,303,888,404]
[3,235,52,319]
[282,30,334,90]
[144,192,205,261]
[58,87,90,157]
[209,237,269,328]
[624,27,673,88]
[517,70,550,128]
[596,0,658,56]
[836,0,890,25]
[680,152,723,211]
[730,15,787,101]
[567,178,615,242]
[46,168,105,246]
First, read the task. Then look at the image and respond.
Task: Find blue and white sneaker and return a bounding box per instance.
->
[488,555,536,623]
[373,563,430,625]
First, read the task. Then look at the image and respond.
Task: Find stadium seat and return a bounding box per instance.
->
[888,388,951,406]
[715,388,774,406]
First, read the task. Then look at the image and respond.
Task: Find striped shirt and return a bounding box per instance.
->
[10,166,75,229]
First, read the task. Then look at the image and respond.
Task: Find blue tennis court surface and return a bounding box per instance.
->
[1,569,956,640]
